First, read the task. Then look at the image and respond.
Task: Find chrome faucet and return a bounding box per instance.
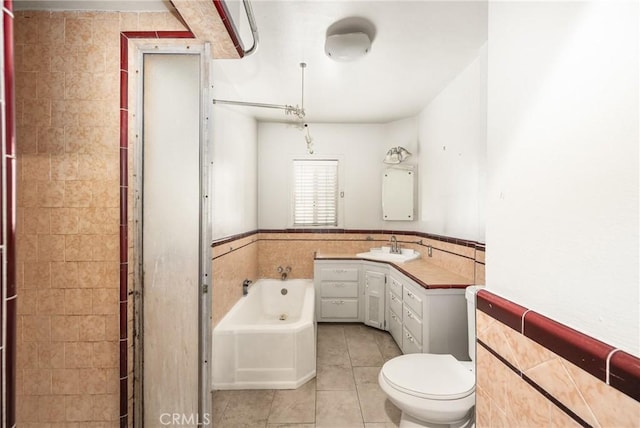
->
[390,235,401,254]
[242,279,252,296]
[277,266,292,281]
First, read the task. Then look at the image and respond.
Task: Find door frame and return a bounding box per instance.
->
[131,42,212,427]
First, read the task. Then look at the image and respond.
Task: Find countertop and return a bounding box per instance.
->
[314,252,473,290]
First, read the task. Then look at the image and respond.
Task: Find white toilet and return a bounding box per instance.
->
[378,286,484,428]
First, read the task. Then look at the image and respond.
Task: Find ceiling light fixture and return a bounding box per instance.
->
[212,62,307,120]
[325,32,371,61]
[325,17,375,62]
[383,147,412,164]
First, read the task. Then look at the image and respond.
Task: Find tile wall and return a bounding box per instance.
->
[15,10,187,426]
[475,291,640,427]
[211,230,485,326]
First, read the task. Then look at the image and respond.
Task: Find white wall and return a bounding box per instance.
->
[258,121,423,230]
[486,2,639,354]
[211,105,258,239]
[417,45,487,242]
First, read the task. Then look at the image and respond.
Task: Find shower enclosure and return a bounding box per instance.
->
[135,45,212,427]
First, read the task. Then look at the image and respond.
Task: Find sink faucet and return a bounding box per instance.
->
[390,236,401,254]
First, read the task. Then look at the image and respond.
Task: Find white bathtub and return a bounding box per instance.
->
[212,278,316,390]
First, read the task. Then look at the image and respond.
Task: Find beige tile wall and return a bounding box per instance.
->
[212,234,259,326]
[475,310,640,427]
[16,10,187,426]
[213,231,482,327]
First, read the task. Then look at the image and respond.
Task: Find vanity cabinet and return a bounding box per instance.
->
[313,259,469,360]
[389,267,469,359]
[314,261,361,322]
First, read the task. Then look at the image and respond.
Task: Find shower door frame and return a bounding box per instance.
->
[131,42,212,427]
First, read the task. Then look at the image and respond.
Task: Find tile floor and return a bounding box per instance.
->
[212,323,403,428]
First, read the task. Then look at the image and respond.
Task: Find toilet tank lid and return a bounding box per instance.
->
[381,354,475,400]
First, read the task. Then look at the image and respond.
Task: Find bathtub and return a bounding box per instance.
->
[212,278,316,390]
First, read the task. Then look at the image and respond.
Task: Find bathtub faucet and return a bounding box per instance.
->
[242,279,253,296]
[277,266,292,281]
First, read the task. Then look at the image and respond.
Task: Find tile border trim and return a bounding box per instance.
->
[477,290,640,403]
[212,228,485,251]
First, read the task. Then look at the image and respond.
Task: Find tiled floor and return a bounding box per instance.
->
[212,323,403,428]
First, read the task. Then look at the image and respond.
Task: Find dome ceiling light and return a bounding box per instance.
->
[325,17,376,62]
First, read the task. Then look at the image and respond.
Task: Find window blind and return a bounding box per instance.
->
[292,159,339,227]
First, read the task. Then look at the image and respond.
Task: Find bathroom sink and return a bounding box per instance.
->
[356,247,421,263]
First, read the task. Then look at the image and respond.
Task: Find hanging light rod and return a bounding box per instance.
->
[212,63,307,120]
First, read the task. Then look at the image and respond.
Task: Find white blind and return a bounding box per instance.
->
[293,159,339,227]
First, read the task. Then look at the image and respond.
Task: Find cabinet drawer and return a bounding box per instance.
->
[320,268,359,281]
[320,298,359,319]
[388,309,403,346]
[403,327,423,354]
[389,291,402,316]
[389,278,403,298]
[403,304,423,343]
[403,287,423,317]
[320,281,359,298]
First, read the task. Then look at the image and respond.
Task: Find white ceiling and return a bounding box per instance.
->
[214,0,488,123]
[15,0,488,124]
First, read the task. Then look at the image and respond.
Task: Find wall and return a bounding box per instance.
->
[15,10,187,425]
[475,292,639,427]
[485,1,639,355]
[257,46,488,244]
[212,230,483,326]
[258,121,424,231]
[417,45,487,242]
[211,104,258,239]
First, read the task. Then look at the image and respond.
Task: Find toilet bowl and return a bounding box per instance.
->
[378,286,484,428]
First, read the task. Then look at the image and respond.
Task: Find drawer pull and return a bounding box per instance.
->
[391,313,398,322]
[332,300,345,305]
[334,269,347,273]
[406,333,414,343]
[406,311,413,319]
[390,295,397,302]
[407,291,414,299]
[334,283,345,287]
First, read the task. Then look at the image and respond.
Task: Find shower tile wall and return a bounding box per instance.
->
[15,10,186,425]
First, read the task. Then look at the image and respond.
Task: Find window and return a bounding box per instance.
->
[292,159,339,227]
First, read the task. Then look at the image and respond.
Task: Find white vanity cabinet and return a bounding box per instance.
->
[313,259,469,360]
[314,261,361,322]
[388,267,469,359]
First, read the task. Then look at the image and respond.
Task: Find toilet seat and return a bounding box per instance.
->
[381,354,475,401]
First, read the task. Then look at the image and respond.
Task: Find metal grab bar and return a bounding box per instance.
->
[213,0,259,57]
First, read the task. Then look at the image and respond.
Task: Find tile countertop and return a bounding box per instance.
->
[314,252,474,290]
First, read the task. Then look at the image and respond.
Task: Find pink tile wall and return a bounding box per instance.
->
[475,293,640,427]
[15,10,187,426]
[212,230,482,326]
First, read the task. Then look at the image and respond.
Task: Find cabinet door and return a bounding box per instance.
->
[364,270,386,329]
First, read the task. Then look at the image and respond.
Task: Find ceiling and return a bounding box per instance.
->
[15,0,488,123]
[214,0,488,123]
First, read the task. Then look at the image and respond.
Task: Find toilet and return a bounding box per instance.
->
[378,286,484,428]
